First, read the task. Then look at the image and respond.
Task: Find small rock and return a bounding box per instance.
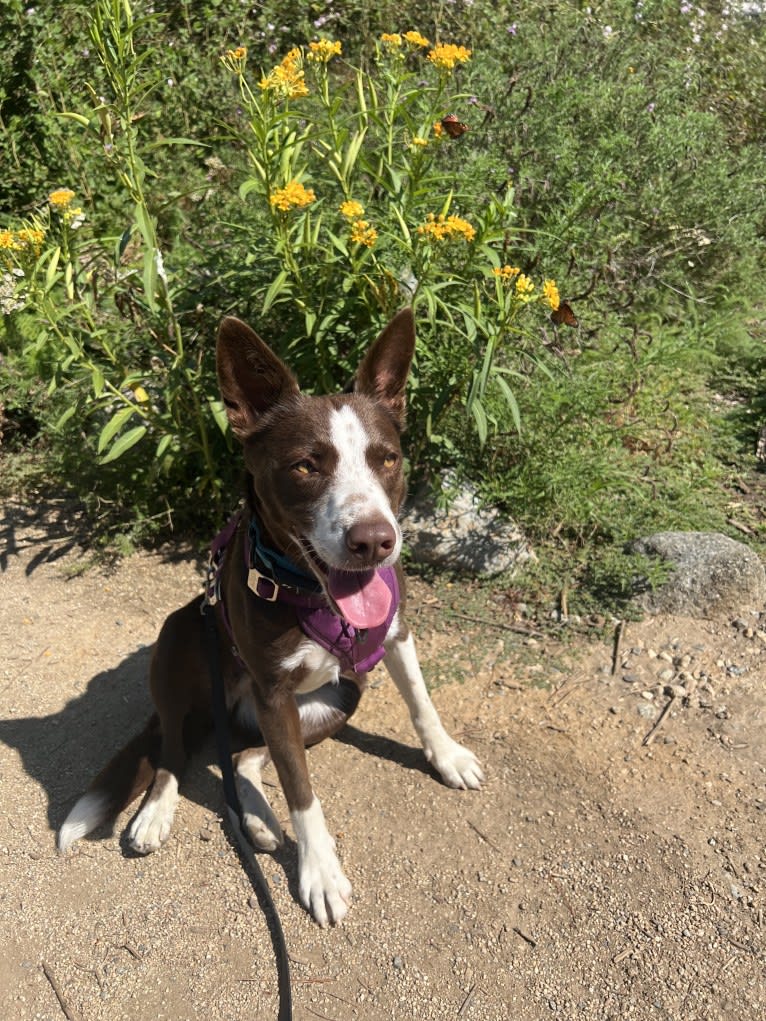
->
[658,668,675,683]
[392,956,404,971]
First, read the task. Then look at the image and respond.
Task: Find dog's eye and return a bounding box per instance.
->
[383,453,398,468]
[294,460,316,476]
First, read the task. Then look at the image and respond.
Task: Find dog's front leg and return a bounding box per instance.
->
[384,629,484,790]
[257,695,352,927]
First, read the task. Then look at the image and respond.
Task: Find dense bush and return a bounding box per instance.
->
[1,0,764,593]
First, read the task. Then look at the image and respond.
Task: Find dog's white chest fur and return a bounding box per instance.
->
[282,638,341,692]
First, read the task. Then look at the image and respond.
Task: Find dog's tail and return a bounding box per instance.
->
[58,714,162,853]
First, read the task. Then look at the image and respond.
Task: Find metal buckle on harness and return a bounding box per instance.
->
[248,567,280,602]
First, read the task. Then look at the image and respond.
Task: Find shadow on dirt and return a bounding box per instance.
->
[0,641,431,852]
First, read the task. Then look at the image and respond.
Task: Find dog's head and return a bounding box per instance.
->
[216,309,415,627]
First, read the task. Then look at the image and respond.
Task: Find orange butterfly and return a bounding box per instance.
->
[550,301,578,327]
[441,114,470,138]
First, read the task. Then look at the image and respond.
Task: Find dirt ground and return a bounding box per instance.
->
[1,497,764,1021]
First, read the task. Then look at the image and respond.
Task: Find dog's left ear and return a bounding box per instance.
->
[354,307,416,428]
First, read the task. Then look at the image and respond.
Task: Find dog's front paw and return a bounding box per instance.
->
[293,798,352,927]
[425,736,484,790]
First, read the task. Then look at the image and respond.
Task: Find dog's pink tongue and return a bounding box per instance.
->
[328,569,392,628]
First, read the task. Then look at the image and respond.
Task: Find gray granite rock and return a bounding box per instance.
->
[629,531,766,617]
[400,480,534,576]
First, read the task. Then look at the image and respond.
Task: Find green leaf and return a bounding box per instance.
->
[262,270,290,313]
[99,425,148,464]
[496,375,522,434]
[54,404,78,430]
[97,405,135,453]
[56,111,91,127]
[469,398,489,446]
[207,398,230,436]
[44,247,61,293]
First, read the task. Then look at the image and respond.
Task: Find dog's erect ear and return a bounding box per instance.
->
[216,316,299,439]
[354,308,416,428]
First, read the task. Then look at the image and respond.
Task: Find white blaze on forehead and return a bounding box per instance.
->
[310,404,400,562]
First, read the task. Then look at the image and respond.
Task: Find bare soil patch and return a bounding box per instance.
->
[1,498,764,1021]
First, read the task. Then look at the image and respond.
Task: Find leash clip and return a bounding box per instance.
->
[248,567,280,602]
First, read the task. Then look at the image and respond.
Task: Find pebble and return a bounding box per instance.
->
[658,668,675,683]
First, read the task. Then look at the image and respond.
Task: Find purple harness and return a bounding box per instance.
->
[206,512,400,676]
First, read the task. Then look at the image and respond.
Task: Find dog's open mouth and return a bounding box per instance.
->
[299,541,393,629]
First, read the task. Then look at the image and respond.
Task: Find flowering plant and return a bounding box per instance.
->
[224,31,560,447]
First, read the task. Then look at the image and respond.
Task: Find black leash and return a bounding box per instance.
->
[203,602,293,1021]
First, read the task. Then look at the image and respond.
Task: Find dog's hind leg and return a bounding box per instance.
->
[127,599,210,854]
[58,714,161,852]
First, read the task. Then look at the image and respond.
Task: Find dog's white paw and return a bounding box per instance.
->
[298,842,352,928]
[236,757,284,852]
[425,736,484,790]
[293,798,352,927]
[127,773,178,854]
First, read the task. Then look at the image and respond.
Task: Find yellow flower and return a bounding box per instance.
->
[410,136,428,147]
[543,279,560,311]
[307,39,342,62]
[380,33,403,48]
[515,273,535,300]
[340,200,365,219]
[427,43,472,72]
[350,220,378,247]
[404,31,430,48]
[259,48,309,100]
[269,180,316,212]
[48,189,76,209]
[417,212,476,243]
[221,46,247,73]
[493,265,521,281]
[433,120,444,137]
[0,229,19,250]
[16,227,45,250]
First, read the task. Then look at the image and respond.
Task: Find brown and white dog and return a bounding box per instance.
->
[58,308,483,926]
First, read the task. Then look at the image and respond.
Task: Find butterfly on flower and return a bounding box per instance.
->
[550,301,579,328]
[440,114,470,138]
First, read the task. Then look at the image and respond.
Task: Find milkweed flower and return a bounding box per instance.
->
[417,212,476,243]
[307,39,342,62]
[48,189,76,210]
[339,199,365,219]
[433,120,444,137]
[350,220,378,247]
[428,43,472,72]
[404,31,430,48]
[269,180,316,211]
[410,136,428,147]
[259,48,309,100]
[543,279,560,310]
[16,227,45,254]
[380,33,403,48]
[493,265,520,281]
[515,273,535,300]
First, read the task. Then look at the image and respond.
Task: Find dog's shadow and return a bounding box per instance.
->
[0,644,435,856]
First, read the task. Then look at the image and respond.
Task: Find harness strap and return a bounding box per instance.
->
[203,602,293,1021]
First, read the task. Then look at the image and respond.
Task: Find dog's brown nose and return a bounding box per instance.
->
[345,521,396,564]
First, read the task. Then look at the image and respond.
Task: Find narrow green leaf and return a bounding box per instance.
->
[469,399,489,446]
[496,376,522,434]
[262,269,290,313]
[97,405,135,453]
[207,398,230,436]
[99,425,147,464]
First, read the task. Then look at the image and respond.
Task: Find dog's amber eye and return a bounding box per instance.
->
[294,460,315,475]
[383,453,398,468]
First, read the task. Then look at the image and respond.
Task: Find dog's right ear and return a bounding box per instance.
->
[216,317,299,440]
